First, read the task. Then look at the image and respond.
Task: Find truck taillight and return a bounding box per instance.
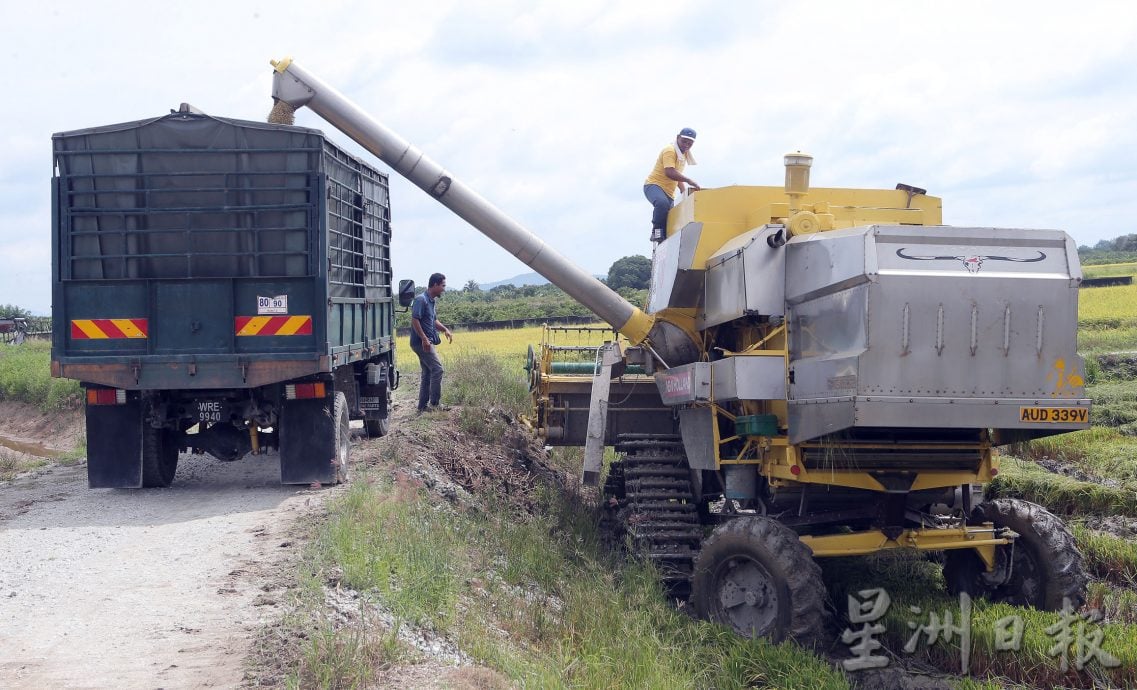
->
[285,382,326,400]
[86,388,127,405]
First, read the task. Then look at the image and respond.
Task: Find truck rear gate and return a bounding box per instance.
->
[51,110,398,487]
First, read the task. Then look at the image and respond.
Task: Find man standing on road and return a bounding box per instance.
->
[409,273,453,413]
[643,127,701,243]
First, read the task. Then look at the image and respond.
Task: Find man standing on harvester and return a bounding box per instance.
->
[643,127,701,242]
[410,273,453,413]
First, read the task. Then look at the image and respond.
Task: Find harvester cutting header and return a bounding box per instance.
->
[267,56,1090,645]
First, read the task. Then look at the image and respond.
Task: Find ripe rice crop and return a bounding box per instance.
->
[1079,284,1137,324]
[1083,262,1137,279]
[396,323,608,375]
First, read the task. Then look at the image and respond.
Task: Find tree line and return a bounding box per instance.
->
[400,255,651,328]
[1079,234,1137,265]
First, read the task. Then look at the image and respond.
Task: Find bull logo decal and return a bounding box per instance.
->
[895,248,1046,273]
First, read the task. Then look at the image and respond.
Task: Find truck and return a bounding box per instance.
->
[51,105,411,488]
[266,58,1091,645]
[0,315,29,345]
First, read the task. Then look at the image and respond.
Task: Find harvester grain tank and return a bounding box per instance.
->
[51,106,405,487]
[268,57,1091,645]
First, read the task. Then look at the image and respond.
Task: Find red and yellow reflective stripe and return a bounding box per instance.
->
[71,319,149,339]
[235,315,313,336]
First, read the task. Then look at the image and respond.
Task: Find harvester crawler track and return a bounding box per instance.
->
[609,434,702,587]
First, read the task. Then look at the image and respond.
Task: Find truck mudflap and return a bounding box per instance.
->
[279,397,337,484]
[86,398,143,488]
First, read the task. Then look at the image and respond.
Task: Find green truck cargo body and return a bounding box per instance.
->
[51,111,394,389]
[50,110,401,488]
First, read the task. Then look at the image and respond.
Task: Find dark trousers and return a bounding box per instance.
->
[644,184,673,230]
[410,340,444,410]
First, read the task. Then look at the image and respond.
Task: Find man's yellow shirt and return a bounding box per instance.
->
[644,145,686,199]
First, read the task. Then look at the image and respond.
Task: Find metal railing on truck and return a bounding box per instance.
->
[55,142,389,291]
[51,111,397,385]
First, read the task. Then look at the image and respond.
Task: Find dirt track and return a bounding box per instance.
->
[0,450,330,688]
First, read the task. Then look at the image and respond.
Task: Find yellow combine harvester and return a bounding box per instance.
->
[270,57,1090,645]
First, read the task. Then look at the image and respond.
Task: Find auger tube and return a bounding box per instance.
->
[271,57,657,346]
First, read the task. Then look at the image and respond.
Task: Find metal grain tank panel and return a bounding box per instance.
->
[786,225,1089,443]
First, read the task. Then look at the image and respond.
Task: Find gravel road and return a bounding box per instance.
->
[0,451,326,688]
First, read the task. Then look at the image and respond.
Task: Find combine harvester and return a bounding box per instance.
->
[268,57,1091,644]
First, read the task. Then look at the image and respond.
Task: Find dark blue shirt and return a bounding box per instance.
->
[410,293,439,347]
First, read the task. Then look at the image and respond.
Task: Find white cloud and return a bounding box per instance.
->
[2,0,1136,314]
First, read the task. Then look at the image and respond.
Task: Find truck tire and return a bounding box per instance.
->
[141,425,179,488]
[943,498,1087,611]
[334,392,350,484]
[693,516,828,648]
[365,416,389,438]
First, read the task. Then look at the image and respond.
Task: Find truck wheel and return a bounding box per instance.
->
[364,416,389,438]
[693,516,828,647]
[334,392,350,483]
[141,425,178,488]
[943,498,1087,611]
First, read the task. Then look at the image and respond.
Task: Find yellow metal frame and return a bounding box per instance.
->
[528,178,1007,562]
[664,185,943,267]
[800,526,1007,571]
[711,399,998,493]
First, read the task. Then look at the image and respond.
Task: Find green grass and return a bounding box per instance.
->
[247,512,415,690]
[1093,353,1137,381]
[988,459,1137,517]
[0,340,81,411]
[445,350,532,444]
[1086,581,1137,626]
[1085,380,1137,435]
[1008,427,1137,483]
[307,465,850,689]
[321,476,465,629]
[1079,326,1137,355]
[291,614,408,690]
[823,551,1137,689]
[58,440,87,465]
[1071,524,1137,586]
[292,348,851,689]
[0,447,49,481]
[444,349,530,416]
[283,340,1137,688]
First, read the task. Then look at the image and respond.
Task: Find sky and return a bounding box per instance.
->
[4,1,1136,314]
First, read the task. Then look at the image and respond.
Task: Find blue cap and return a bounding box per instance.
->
[678,127,697,140]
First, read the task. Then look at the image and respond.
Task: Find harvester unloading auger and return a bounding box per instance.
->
[271,57,1091,645]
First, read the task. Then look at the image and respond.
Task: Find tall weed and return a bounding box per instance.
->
[310,433,850,688]
[443,348,529,415]
[0,341,81,411]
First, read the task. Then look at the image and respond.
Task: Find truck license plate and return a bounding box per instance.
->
[1019,406,1088,424]
[198,401,224,423]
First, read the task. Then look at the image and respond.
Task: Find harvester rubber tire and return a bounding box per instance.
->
[943,498,1086,611]
[141,425,178,488]
[365,416,390,439]
[693,516,828,648]
[334,392,351,484]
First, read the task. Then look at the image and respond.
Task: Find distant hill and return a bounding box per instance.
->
[478,272,548,290]
[479,271,604,290]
